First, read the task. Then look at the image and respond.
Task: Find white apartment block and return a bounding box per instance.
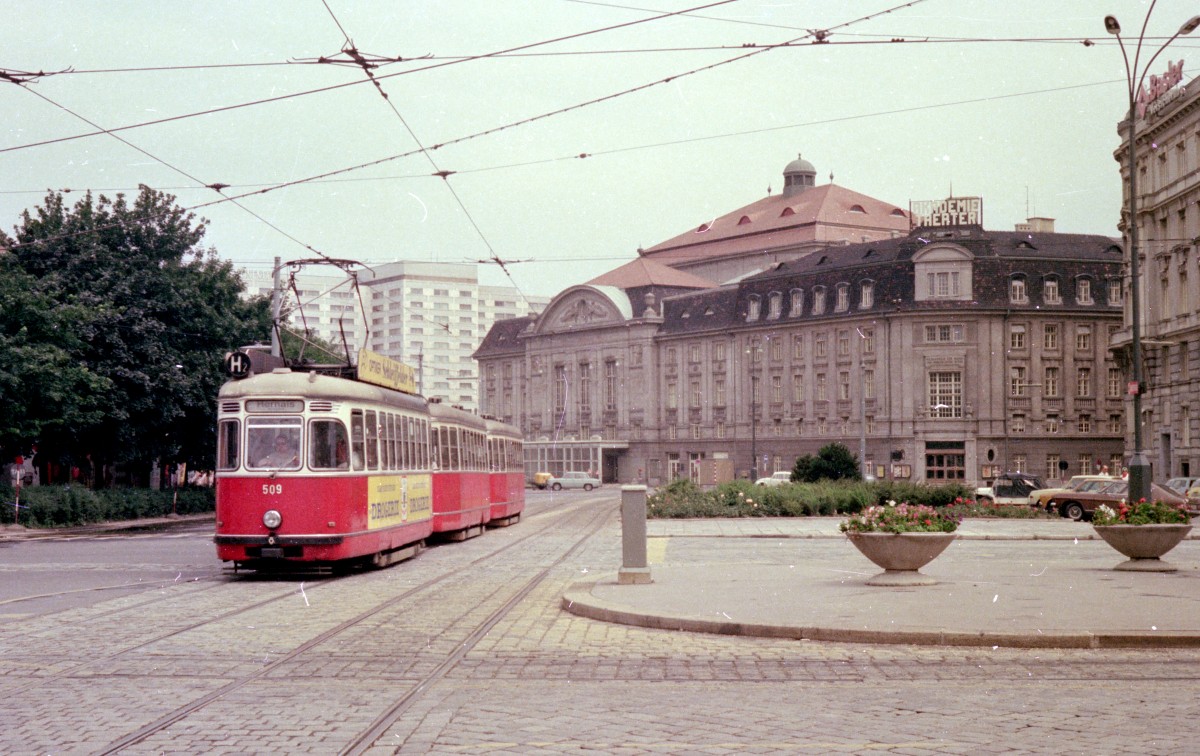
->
[240,260,547,413]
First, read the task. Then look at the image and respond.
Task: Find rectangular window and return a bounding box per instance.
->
[864,369,875,400]
[790,289,804,316]
[604,360,617,411]
[1011,414,1026,433]
[1044,324,1059,350]
[928,372,962,418]
[711,342,726,362]
[1012,454,1026,473]
[768,293,782,319]
[365,410,379,470]
[838,371,851,401]
[1078,454,1092,475]
[689,344,701,363]
[554,365,567,415]
[860,282,874,309]
[1045,366,1060,397]
[1108,367,1122,398]
[1076,326,1092,352]
[792,334,804,360]
[217,419,240,470]
[1079,415,1092,433]
[813,289,826,314]
[716,421,726,439]
[1011,366,1028,396]
[1108,279,1122,305]
[1183,406,1192,447]
[838,330,850,357]
[815,335,828,358]
[771,375,783,403]
[925,324,964,343]
[792,373,804,403]
[1109,414,1123,433]
[861,328,875,354]
[1010,324,1026,350]
[714,378,726,407]
[925,442,965,479]
[836,285,850,312]
[579,362,591,411]
[816,373,827,400]
[667,381,678,410]
[1076,367,1092,397]
[1046,454,1061,480]
[1046,415,1060,433]
[1077,279,1093,304]
[690,380,702,408]
[770,337,783,362]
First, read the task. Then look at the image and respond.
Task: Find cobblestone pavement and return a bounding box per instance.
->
[2,495,1199,754]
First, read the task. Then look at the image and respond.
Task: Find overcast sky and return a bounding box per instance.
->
[4,1,1197,299]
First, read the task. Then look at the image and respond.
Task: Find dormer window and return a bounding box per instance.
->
[1043,277,1061,305]
[789,288,804,316]
[860,280,874,309]
[1076,277,1093,305]
[767,292,782,319]
[1010,276,1028,304]
[812,286,826,315]
[849,204,867,214]
[913,244,973,302]
[738,215,752,225]
[747,295,761,321]
[835,283,850,312]
[780,207,795,217]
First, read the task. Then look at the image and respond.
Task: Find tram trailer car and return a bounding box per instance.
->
[428,400,492,541]
[214,369,436,570]
[485,418,524,526]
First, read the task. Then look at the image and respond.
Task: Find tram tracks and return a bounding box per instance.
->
[89,495,615,754]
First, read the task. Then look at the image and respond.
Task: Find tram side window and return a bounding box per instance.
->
[350,411,366,471]
[309,420,349,470]
[365,410,379,470]
[381,413,393,470]
[217,420,239,471]
[247,417,302,470]
[387,414,398,470]
[431,424,442,470]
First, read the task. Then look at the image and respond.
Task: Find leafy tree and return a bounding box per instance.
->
[0,186,270,476]
[791,442,862,483]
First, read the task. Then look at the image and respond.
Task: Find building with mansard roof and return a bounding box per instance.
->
[475,155,1127,486]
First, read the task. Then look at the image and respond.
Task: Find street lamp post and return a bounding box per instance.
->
[1105,9,1200,503]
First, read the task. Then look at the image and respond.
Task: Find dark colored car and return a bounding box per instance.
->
[1045,480,1189,521]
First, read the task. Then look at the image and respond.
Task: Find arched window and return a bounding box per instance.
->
[789,288,804,316]
[747,294,761,321]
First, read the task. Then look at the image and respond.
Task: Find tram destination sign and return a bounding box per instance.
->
[910,197,982,228]
[357,348,418,395]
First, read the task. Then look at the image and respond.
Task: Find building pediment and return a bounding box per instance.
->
[534,285,632,335]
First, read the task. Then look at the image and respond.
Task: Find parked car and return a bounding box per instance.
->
[1045,481,1188,521]
[975,472,1045,506]
[547,471,601,491]
[1029,475,1119,508]
[755,471,793,486]
[1165,477,1200,496]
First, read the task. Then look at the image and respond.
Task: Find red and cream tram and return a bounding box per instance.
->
[213,350,524,570]
[485,418,524,526]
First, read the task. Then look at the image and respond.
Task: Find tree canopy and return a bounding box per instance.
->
[0,186,271,475]
[791,443,863,483]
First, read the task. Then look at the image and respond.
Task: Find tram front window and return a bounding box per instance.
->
[309,420,349,470]
[248,417,302,470]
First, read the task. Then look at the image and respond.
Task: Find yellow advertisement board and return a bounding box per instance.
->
[367,474,432,529]
[357,349,418,395]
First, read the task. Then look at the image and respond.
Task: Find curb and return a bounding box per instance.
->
[561,578,1200,650]
[0,513,214,540]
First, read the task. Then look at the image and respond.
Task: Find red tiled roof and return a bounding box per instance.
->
[641,184,909,266]
[586,257,717,289]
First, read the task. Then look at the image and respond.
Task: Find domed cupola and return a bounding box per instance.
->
[782,153,816,198]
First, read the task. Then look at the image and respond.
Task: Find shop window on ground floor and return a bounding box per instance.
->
[925,441,965,480]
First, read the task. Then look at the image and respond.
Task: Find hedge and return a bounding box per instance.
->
[647,478,978,519]
[0,485,215,528]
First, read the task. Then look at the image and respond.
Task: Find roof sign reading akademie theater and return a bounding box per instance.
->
[909,197,983,228]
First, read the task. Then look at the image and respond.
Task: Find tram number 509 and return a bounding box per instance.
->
[262,483,284,496]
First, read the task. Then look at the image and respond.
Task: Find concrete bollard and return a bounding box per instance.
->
[618,485,652,585]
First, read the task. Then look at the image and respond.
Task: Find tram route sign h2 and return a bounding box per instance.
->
[224,350,252,379]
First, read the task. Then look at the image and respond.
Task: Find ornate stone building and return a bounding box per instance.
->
[1113,72,1200,479]
[476,156,1127,485]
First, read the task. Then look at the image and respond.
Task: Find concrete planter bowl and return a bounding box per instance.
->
[1092,523,1193,572]
[845,531,957,586]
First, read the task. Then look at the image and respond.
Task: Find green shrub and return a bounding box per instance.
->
[0,485,214,528]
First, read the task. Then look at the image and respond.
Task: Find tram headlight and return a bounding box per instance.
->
[262,509,282,529]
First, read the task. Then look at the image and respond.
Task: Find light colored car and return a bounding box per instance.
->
[975,472,1045,505]
[548,471,601,491]
[755,471,793,486]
